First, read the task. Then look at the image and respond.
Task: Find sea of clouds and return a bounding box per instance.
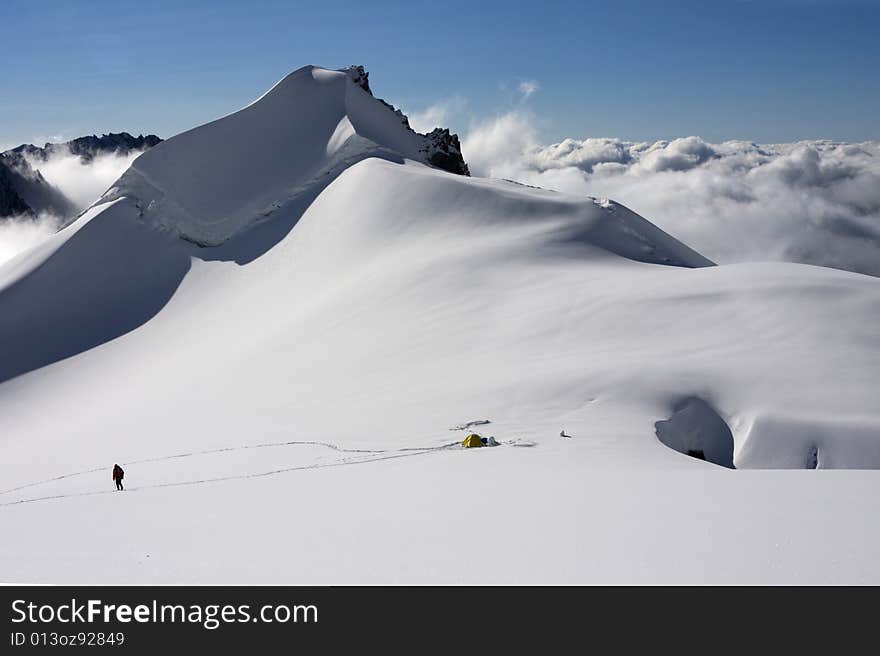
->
[461,113,880,276]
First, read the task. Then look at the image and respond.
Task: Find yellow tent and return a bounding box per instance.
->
[462,433,483,448]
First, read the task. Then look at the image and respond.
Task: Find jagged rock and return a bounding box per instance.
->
[342,65,469,177]
[9,132,162,164]
[421,128,470,176]
[0,162,35,217]
[347,65,372,94]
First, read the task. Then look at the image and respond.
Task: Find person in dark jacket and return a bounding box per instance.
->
[112,464,124,491]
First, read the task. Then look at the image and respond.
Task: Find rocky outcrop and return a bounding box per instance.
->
[0,162,35,217]
[346,65,372,95]
[421,128,469,176]
[343,65,469,176]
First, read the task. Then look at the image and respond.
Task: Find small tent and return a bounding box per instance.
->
[462,433,483,448]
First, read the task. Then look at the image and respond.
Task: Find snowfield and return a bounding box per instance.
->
[1,66,878,584]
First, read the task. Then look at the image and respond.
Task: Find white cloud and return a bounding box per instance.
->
[518,80,539,100]
[462,116,880,276]
[0,213,61,266]
[23,147,144,210]
[406,96,467,134]
[462,112,540,178]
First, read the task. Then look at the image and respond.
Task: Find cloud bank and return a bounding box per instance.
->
[462,117,880,276]
[22,147,145,211]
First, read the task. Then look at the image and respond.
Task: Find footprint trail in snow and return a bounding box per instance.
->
[0,438,471,507]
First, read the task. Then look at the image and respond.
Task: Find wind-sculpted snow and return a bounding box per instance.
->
[655,397,734,468]
[735,414,880,469]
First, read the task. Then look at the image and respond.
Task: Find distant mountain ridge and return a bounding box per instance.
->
[8,132,162,164]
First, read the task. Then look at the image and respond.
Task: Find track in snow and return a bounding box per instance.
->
[0,438,470,507]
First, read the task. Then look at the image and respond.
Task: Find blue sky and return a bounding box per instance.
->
[2,0,878,148]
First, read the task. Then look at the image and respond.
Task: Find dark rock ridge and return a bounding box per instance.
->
[0,163,35,217]
[9,132,162,165]
[347,65,373,95]
[420,128,469,176]
[344,65,469,176]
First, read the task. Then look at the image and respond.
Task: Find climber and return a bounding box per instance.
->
[112,464,125,491]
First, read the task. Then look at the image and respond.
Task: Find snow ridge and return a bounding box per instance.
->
[97,65,468,246]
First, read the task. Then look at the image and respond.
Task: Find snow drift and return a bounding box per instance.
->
[0,65,879,584]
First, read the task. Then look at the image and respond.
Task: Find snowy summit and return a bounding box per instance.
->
[101,65,469,246]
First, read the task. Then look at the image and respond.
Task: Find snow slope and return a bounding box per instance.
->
[0,66,878,584]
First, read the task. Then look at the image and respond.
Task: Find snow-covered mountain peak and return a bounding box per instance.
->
[98,65,468,246]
